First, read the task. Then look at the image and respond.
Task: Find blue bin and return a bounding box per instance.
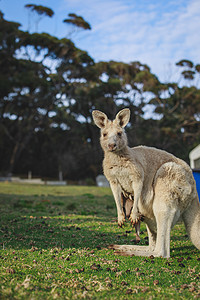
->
[193,170,200,201]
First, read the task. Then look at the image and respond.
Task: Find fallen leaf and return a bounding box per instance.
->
[22,276,30,289]
[153,280,159,286]
[177,257,184,262]
[189,286,195,292]
[6,268,15,274]
[90,263,101,270]
[107,283,113,288]
[126,289,133,294]
[181,284,188,289]
[121,281,128,286]
[179,263,185,268]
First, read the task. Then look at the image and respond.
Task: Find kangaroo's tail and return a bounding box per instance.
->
[182,190,200,250]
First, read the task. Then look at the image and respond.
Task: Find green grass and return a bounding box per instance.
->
[0,182,199,299]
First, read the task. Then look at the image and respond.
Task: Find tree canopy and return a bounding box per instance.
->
[0,9,199,182]
[25,4,54,17]
[63,13,91,30]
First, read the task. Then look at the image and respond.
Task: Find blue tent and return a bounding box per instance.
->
[193,170,200,201]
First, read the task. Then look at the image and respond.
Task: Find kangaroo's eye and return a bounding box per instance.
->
[117,132,122,137]
[103,133,107,137]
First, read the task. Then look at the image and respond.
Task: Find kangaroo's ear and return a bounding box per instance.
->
[115,108,130,128]
[92,110,108,129]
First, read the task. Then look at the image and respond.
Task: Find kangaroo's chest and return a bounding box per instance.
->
[104,161,137,194]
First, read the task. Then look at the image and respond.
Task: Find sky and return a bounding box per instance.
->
[1,0,200,83]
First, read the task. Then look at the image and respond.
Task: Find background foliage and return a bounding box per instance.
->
[0,8,200,181]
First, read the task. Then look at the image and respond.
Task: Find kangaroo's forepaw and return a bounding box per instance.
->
[129,212,143,226]
[118,213,125,227]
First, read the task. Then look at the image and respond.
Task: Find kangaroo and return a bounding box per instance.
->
[121,192,141,242]
[92,108,200,258]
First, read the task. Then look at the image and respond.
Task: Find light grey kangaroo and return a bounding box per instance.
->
[92,108,200,258]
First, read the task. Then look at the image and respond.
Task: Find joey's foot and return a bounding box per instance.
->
[129,211,144,226]
[118,213,125,228]
[136,232,141,242]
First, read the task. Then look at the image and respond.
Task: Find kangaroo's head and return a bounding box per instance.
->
[92,108,130,153]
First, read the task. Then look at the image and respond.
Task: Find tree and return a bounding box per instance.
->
[148,64,200,161]
[176,59,200,86]
[0,11,93,175]
[58,60,164,179]
[25,4,54,32]
[63,13,91,35]
[1,9,200,180]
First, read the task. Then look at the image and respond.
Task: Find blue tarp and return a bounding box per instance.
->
[193,170,200,201]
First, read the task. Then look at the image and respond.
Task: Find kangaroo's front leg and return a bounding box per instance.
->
[129,181,143,226]
[110,181,125,227]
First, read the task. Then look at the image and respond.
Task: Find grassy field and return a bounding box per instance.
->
[0,182,199,299]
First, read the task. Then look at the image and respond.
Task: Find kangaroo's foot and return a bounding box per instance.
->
[114,249,155,257]
[109,244,152,256]
[108,245,165,258]
[108,244,150,251]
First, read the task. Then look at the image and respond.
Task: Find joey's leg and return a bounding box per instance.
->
[135,222,141,242]
[122,193,141,241]
[110,181,125,227]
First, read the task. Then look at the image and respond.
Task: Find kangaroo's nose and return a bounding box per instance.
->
[108,143,116,151]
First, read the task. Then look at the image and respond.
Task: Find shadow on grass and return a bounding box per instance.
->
[0,192,142,251]
[0,192,198,256]
[0,214,148,251]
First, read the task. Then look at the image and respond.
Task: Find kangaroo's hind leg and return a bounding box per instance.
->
[153,201,180,258]
[152,163,182,258]
[109,223,157,256]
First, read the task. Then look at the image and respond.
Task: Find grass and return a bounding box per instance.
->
[0,182,199,299]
